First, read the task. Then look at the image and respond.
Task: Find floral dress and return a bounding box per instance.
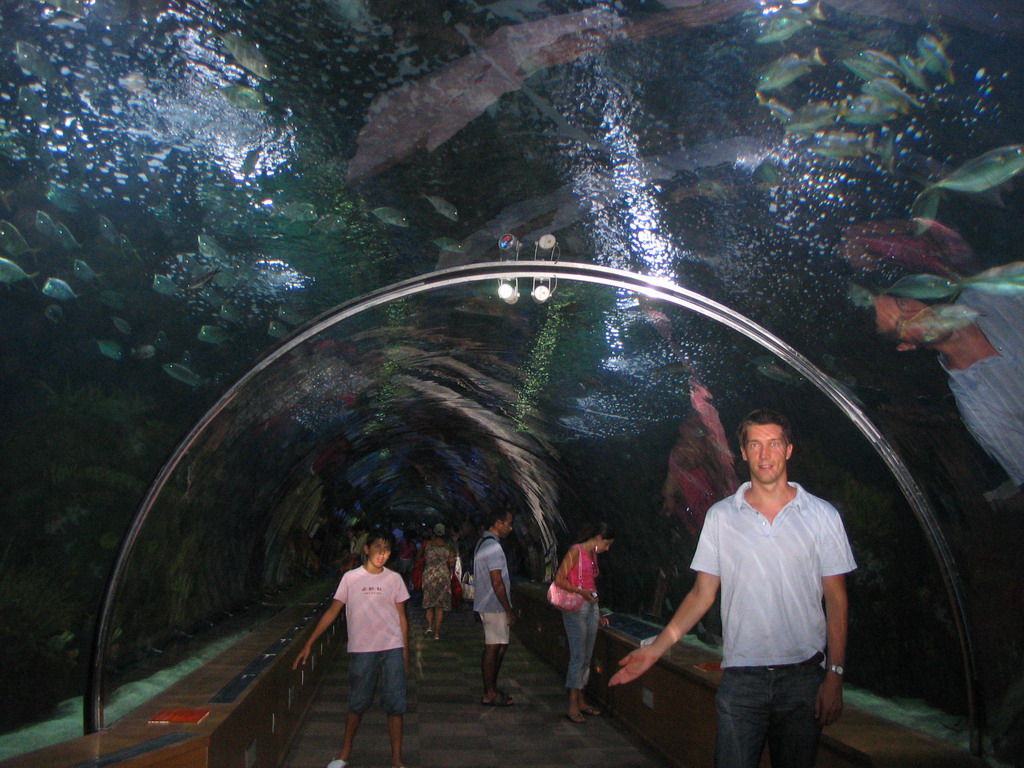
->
[421,540,453,610]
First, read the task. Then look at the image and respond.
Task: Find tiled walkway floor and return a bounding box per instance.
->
[282,601,668,768]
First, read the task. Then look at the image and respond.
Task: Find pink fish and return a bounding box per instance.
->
[840,218,978,278]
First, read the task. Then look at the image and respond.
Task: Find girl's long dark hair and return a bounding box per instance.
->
[574,521,615,544]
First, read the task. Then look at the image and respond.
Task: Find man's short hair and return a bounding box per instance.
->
[485,508,512,529]
[736,408,792,447]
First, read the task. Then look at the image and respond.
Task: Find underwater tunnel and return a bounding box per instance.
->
[2,0,1024,765]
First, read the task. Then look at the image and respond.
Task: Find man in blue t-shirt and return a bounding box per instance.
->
[611,408,856,768]
[473,508,515,706]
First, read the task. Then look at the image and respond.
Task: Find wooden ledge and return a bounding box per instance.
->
[1,589,340,768]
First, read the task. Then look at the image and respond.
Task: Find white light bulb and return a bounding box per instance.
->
[532,284,551,302]
[497,282,515,300]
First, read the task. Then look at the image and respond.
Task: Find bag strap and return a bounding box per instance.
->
[471,532,496,574]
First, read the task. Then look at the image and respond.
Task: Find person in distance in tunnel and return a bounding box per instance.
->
[293,529,410,768]
[474,507,516,706]
[553,521,614,723]
[610,408,856,768]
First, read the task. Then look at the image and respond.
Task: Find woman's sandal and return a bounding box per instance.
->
[580,706,601,716]
[565,712,586,724]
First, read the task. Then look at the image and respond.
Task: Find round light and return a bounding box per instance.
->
[532,283,551,302]
[538,234,556,250]
[497,281,515,300]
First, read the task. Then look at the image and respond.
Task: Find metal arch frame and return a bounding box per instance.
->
[87,261,979,751]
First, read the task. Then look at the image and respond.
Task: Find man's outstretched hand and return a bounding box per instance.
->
[608,646,658,686]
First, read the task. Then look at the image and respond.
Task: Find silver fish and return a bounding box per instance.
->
[423,195,458,221]
[931,144,1024,194]
[756,48,825,91]
[0,256,33,283]
[96,339,123,361]
[371,206,409,227]
[221,33,272,80]
[42,277,77,300]
[219,85,267,112]
[97,216,118,244]
[1,219,30,255]
[15,41,62,86]
[73,258,97,281]
[197,325,230,344]
[197,234,228,260]
[162,362,202,387]
[152,274,177,296]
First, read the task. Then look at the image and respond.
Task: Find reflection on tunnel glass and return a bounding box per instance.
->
[1,0,1023,763]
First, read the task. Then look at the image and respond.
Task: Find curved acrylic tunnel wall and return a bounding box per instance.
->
[90,264,976,754]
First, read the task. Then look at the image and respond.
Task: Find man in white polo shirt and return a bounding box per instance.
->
[611,408,856,768]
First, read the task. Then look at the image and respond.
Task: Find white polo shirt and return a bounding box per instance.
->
[691,482,856,668]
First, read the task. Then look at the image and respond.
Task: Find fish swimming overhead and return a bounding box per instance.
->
[221,33,272,80]
[96,339,123,361]
[757,48,825,91]
[0,256,35,284]
[755,4,824,45]
[930,145,1024,194]
[162,362,202,387]
[197,325,230,344]
[423,195,458,221]
[73,259,97,282]
[42,277,77,300]
[371,207,410,227]
[911,144,1024,217]
[0,222,31,259]
[152,274,177,296]
[14,41,63,87]
[219,85,268,112]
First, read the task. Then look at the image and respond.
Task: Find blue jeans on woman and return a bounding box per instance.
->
[562,600,599,689]
[714,662,824,768]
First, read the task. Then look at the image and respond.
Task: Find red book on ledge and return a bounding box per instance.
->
[148,708,210,724]
[693,662,722,672]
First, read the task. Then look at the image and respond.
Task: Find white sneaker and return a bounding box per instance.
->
[326,759,348,768]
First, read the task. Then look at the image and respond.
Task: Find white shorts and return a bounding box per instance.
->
[480,611,510,645]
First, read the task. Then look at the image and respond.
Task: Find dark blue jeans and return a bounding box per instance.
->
[715,663,824,768]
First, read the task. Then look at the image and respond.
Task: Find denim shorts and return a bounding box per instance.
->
[348,647,407,715]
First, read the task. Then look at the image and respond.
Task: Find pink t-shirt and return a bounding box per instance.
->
[334,566,410,653]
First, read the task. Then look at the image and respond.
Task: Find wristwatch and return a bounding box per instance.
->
[827,663,845,676]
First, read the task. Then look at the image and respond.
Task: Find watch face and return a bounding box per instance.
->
[830,664,844,675]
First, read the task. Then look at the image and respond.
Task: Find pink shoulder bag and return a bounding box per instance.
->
[546,545,585,613]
